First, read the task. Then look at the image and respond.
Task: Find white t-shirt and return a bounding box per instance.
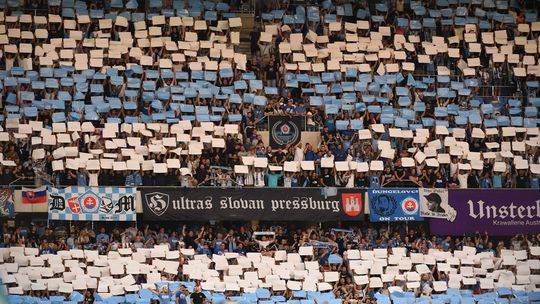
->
[244,173,254,186]
[450,162,459,177]
[294,147,304,162]
[254,172,265,187]
[345,175,355,188]
[458,173,469,189]
[284,176,293,188]
[180,176,191,187]
[88,173,99,187]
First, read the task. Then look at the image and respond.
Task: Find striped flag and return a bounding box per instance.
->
[22,186,47,204]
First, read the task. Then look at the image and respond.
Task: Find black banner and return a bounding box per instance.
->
[141,188,365,221]
[269,115,302,148]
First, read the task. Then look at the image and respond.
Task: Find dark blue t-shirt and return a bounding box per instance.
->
[176,292,187,304]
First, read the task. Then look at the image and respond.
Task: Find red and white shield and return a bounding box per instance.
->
[68,197,81,213]
[342,193,362,217]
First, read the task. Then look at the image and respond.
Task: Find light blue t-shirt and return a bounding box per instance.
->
[266,170,283,187]
[158,292,172,303]
[492,175,503,188]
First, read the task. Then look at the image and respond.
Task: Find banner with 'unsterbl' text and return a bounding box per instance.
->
[430,189,540,235]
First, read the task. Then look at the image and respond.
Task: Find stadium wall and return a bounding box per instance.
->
[258,131,322,148]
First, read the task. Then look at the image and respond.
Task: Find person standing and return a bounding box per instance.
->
[457,169,469,189]
[175,285,188,304]
[77,168,88,186]
[83,290,95,304]
[190,286,206,304]
[88,169,100,186]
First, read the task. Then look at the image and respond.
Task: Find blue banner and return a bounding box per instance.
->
[48,187,137,221]
[368,189,423,222]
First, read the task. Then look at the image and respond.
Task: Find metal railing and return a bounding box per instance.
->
[231,0,256,14]
[6,8,48,15]
[3,179,538,190]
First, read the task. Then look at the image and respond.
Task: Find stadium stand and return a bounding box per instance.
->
[0,0,539,302]
[0,0,537,188]
[1,223,540,303]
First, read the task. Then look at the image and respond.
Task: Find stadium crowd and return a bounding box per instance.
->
[0,0,539,302]
[1,220,540,303]
[4,221,539,258]
[0,0,538,190]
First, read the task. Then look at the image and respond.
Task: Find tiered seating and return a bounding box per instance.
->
[0,0,538,185]
[1,1,540,303]
[1,245,540,302]
[255,1,540,176]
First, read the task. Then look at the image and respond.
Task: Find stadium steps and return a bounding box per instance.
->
[237,12,255,61]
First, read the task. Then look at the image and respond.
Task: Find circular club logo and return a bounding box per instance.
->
[402,197,419,215]
[271,119,300,146]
